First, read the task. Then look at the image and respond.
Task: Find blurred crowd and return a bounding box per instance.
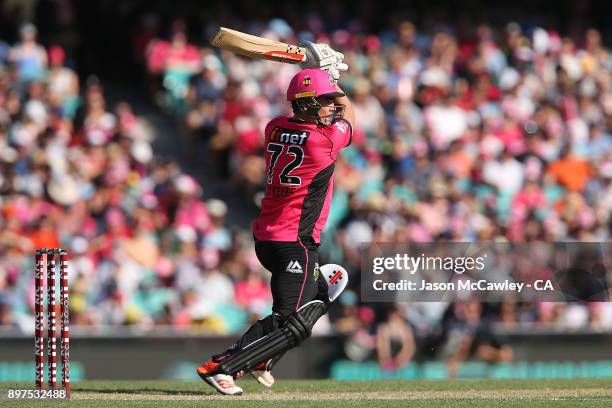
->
[0,23,272,336]
[145,20,612,243]
[1,7,612,373]
[136,16,612,369]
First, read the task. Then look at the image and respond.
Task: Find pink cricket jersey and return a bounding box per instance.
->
[253,116,352,243]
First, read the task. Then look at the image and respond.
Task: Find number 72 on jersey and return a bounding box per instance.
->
[266,143,304,185]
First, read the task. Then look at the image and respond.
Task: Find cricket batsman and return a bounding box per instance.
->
[197,43,354,395]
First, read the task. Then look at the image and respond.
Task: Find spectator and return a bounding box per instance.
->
[376,304,416,372]
[547,145,592,192]
[47,45,79,118]
[162,24,201,113]
[443,301,513,377]
[8,23,47,84]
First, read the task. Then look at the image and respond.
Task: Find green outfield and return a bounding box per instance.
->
[1,379,611,407]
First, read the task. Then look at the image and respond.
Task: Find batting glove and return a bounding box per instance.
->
[300,41,349,82]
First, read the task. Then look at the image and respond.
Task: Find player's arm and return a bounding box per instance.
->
[334,84,355,131]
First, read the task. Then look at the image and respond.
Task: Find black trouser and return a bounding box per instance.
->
[214,239,328,364]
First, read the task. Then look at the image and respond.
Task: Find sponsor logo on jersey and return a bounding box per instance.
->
[314,262,320,280]
[286,260,303,274]
[269,127,310,145]
[334,120,349,134]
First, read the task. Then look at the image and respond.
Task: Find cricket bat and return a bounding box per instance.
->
[210,27,307,64]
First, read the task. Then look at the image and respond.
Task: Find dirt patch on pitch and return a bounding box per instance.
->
[75,388,612,400]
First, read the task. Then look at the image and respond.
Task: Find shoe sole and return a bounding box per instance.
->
[197,370,243,396]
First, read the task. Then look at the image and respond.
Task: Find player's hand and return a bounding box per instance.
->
[301,41,337,68]
[323,52,348,83]
[300,41,349,82]
[323,63,342,83]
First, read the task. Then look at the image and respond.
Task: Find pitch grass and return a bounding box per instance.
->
[1,379,611,407]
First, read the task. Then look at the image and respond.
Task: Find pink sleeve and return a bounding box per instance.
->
[329,119,352,153]
[264,120,277,141]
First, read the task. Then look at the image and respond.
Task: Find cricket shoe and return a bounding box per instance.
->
[250,360,275,387]
[196,359,243,396]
